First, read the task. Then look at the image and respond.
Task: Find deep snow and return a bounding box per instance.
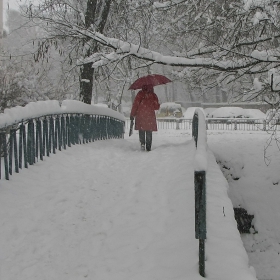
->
[0,127,271,280]
[208,130,280,280]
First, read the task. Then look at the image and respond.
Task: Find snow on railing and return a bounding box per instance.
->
[192,108,207,277]
[0,100,125,180]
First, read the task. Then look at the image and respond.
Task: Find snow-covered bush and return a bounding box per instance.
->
[157,102,183,118]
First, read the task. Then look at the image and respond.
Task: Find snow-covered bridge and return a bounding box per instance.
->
[0,101,257,280]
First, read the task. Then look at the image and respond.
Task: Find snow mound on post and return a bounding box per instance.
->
[193,108,208,171]
[210,107,247,118]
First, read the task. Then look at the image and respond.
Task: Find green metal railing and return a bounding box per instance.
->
[192,110,207,278]
[125,118,270,131]
[0,114,124,180]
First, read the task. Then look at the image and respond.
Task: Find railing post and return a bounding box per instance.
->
[21,124,28,168]
[36,119,44,161]
[66,115,71,147]
[0,110,125,180]
[199,239,205,277]
[69,115,75,145]
[27,120,35,164]
[193,109,207,278]
[49,116,56,154]
[61,115,66,149]
[56,116,62,151]
[35,120,39,160]
[12,129,19,173]
[19,124,23,169]
[91,115,97,141]
[9,130,13,175]
[176,119,180,130]
[1,133,9,180]
[195,170,206,277]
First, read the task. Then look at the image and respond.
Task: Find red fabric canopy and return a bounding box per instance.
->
[129,74,171,90]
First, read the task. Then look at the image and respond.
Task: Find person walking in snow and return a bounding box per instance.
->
[130,84,160,151]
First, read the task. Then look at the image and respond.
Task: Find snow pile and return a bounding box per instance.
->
[183,107,205,119]
[245,109,266,119]
[193,108,208,171]
[251,50,277,62]
[205,147,257,280]
[157,102,182,117]
[204,108,217,118]
[0,100,125,129]
[208,131,280,280]
[209,107,247,118]
[160,102,181,110]
[208,107,265,119]
[184,107,265,120]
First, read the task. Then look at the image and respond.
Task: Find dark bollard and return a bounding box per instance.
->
[194,170,206,277]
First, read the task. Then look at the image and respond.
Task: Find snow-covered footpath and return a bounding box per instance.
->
[0,125,261,280]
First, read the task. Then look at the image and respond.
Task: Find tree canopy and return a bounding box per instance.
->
[5,0,280,107]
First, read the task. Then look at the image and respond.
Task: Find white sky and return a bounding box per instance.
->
[3,0,41,10]
[3,0,41,25]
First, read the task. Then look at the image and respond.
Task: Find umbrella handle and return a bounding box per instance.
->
[129,120,134,136]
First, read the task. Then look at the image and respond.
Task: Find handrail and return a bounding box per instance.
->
[125,117,270,131]
[0,101,125,180]
[192,108,207,277]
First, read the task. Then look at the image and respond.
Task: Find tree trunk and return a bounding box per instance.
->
[80,64,94,104]
[80,0,112,104]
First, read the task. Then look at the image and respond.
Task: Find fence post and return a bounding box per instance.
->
[12,129,19,173]
[1,133,9,180]
[61,115,67,149]
[0,133,8,179]
[176,120,180,130]
[194,170,206,277]
[9,130,13,175]
[192,110,207,278]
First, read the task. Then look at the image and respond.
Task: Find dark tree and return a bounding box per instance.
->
[80,0,112,104]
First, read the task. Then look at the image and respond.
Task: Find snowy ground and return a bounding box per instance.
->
[208,130,280,280]
[0,128,277,280]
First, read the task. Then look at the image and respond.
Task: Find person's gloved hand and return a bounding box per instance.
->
[130,116,134,121]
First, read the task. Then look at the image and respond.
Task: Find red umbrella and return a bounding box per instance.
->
[128,74,172,90]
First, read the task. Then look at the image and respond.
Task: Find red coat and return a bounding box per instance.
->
[130,89,160,131]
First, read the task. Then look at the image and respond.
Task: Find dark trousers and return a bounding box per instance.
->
[139,130,152,150]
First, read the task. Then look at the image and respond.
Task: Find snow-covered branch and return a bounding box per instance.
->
[75,28,276,72]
